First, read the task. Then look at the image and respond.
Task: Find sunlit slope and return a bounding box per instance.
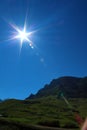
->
[0,97,86,128]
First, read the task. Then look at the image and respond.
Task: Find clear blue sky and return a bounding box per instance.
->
[0,0,87,99]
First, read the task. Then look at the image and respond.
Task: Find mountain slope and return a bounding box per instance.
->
[26,76,87,99]
[0,97,87,129]
[0,75,87,129]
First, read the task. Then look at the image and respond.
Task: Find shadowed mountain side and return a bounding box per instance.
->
[26,76,87,99]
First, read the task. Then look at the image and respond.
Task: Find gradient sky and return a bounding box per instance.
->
[0,0,87,99]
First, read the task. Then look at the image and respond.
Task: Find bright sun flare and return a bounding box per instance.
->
[10,23,34,49]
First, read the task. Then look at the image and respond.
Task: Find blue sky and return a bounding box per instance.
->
[0,0,87,99]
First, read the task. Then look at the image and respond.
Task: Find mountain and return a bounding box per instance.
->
[0,76,87,129]
[26,76,87,99]
[0,97,87,129]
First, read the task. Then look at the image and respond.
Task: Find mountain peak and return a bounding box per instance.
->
[26,76,87,99]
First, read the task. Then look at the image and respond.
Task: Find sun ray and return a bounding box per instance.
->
[8,22,36,52]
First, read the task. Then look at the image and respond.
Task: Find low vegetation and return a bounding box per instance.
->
[0,96,86,129]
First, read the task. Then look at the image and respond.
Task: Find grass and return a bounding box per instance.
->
[0,96,86,129]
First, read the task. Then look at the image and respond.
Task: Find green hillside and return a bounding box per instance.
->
[0,76,87,129]
[0,97,86,129]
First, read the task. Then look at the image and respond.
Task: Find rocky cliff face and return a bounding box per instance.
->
[26,76,87,99]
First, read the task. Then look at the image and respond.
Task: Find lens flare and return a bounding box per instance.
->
[9,22,35,50]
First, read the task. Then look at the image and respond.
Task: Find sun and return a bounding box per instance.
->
[18,28,29,43]
[14,26,31,44]
[9,23,34,49]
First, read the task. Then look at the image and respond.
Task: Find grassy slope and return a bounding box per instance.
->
[0,97,86,129]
